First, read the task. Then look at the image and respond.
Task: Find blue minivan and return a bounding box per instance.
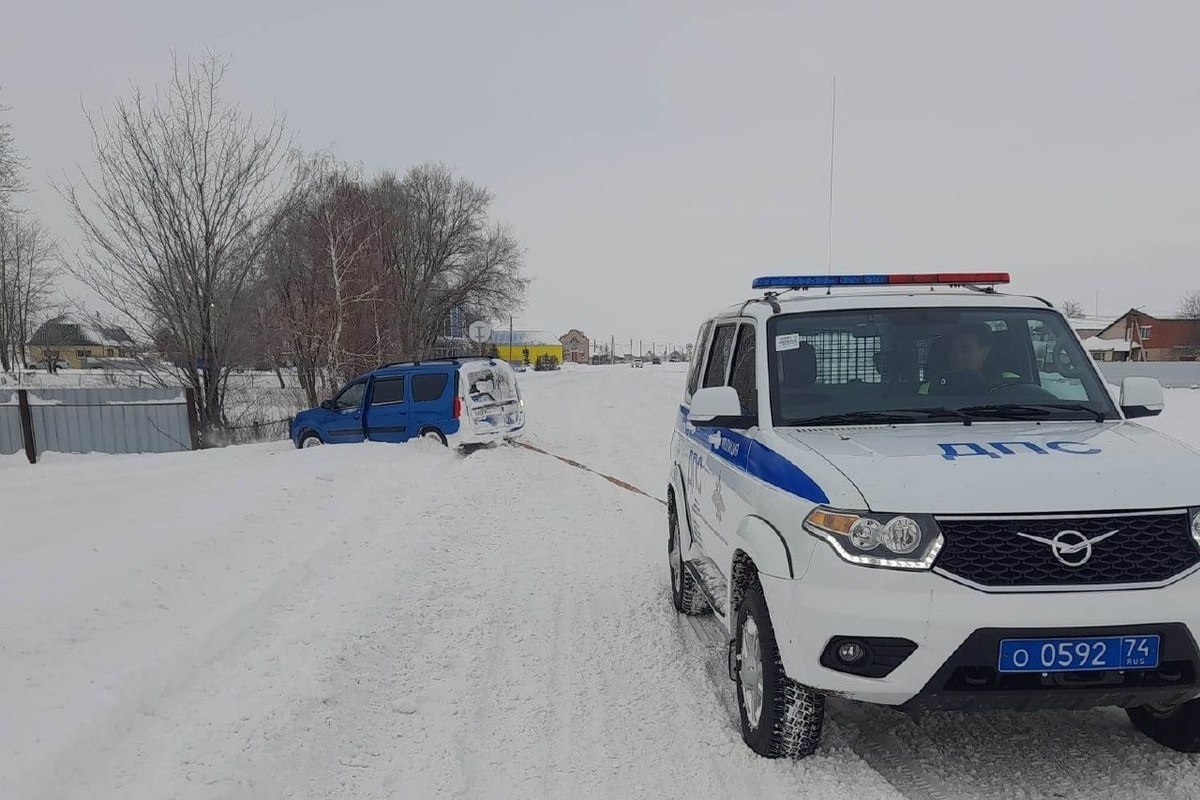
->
[290,358,525,449]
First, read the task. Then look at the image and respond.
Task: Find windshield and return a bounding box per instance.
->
[767,307,1118,426]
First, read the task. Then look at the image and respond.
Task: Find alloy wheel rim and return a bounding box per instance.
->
[740,616,764,729]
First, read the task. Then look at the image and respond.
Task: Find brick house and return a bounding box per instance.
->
[559,329,590,364]
[1095,309,1200,362]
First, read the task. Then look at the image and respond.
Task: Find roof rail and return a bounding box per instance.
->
[379,355,473,369]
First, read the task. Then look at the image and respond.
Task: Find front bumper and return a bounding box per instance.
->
[761,546,1200,708]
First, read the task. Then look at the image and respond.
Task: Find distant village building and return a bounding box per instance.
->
[559,329,590,364]
[489,330,563,365]
[1066,316,1109,339]
[28,316,138,370]
[1092,309,1200,362]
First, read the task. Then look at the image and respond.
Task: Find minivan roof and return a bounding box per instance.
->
[369,357,497,377]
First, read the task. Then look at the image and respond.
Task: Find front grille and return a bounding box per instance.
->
[934,512,1199,588]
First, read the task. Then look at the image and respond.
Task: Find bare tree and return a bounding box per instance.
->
[0,213,56,371]
[59,54,293,433]
[262,155,380,407]
[0,93,26,211]
[372,164,527,361]
[1180,290,1200,319]
[1060,299,1087,319]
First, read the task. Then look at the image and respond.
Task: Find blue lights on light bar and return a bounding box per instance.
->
[752,275,887,289]
[751,272,1010,290]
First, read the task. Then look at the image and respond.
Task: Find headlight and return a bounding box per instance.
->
[1191,509,1200,550]
[804,507,943,570]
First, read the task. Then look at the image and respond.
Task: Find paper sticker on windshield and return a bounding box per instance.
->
[776,334,801,352]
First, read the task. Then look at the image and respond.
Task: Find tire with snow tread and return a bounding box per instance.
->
[668,497,710,616]
[735,578,825,759]
[1127,699,1200,752]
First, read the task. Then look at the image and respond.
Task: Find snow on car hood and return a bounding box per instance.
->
[773,421,1200,515]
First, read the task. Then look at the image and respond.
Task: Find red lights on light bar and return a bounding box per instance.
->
[751,272,1011,290]
[884,272,1010,285]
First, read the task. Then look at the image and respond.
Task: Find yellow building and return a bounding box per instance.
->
[489,330,563,366]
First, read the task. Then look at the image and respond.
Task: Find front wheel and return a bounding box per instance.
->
[1127,699,1200,752]
[735,579,825,759]
[668,498,709,616]
[299,433,322,449]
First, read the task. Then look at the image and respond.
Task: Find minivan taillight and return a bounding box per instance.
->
[453,394,462,419]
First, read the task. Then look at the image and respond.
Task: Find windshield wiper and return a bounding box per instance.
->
[958,403,1107,423]
[792,407,974,427]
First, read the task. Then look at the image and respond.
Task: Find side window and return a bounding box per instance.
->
[684,320,713,399]
[703,323,737,388]
[369,377,405,406]
[334,381,367,410]
[1028,319,1088,400]
[412,373,449,402]
[728,323,757,414]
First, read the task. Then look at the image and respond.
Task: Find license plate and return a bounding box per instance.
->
[997,635,1160,673]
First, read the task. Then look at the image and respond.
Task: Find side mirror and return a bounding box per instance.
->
[688,386,755,429]
[320,400,333,411]
[1119,376,1164,419]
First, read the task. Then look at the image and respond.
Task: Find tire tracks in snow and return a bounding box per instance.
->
[531,445,1200,800]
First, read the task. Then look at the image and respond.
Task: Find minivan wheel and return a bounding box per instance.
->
[668,498,710,616]
[299,433,323,449]
[1127,699,1200,752]
[420,428,448,446]
[735,579,825,759]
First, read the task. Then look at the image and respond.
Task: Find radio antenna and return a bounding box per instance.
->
[827,75,837,277]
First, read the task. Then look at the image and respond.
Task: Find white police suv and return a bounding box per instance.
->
[667,272,1200,759]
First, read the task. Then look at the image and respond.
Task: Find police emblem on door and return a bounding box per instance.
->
[712,474,726,524]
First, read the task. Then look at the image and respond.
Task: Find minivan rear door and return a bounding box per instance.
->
[463,363,522,433]
[365,375,409,443]
[408,370,455,438]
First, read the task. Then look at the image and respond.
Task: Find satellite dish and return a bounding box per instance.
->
[468,321,493,344]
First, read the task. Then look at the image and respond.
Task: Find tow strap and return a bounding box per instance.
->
[514,441,667,506]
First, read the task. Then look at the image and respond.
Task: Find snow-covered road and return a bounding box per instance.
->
[3,365,1200,799]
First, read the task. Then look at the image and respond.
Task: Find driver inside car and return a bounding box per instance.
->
[922,322,999,395]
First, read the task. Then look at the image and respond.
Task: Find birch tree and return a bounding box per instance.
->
[262,156,379,407]
[59,54,293,432]
[0,215,56,371]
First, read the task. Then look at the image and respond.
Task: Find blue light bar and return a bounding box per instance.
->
[752,272,1010,290]
[752,275,889,289]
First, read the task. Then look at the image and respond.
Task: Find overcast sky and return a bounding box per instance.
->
[3,1,1199,351]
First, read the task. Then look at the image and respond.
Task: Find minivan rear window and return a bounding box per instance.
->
[465,366,517,405]
[412,373,449,402]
